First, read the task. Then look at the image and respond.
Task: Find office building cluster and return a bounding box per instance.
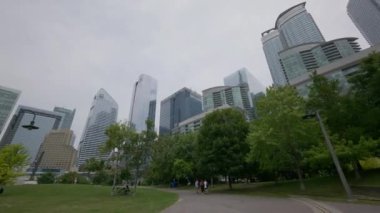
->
[1,1,380,173]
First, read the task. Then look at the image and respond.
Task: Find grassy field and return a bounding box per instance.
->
[210,170,380,200]
[0,184,178,213]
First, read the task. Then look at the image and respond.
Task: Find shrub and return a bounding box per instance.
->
[37,172,55,184]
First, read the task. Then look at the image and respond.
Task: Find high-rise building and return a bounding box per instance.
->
[0,106,63,162]
[262,2,325,85]
[159,88,202,135]
[279,38,361,83]
[224,68,265,96]
[0,85,21,134]
[347,0,380,46]
[53,107,76,129]
[128,74,157,132]
[78,89,118,168]
[202,84,254,120]
[36,129,77,172]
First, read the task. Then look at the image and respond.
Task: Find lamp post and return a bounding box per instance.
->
[112,147,119,195]
[304,111,353,200]
[22,112,39,130]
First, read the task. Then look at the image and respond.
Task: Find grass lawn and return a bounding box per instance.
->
[210,170,380,201]
[0,184,178,213]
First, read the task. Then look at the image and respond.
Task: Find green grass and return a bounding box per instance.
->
[0,184,178,213]
[210,170,380,200]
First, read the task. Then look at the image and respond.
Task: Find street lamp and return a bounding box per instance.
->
[22,113,39,130]
[112,147,119,195]
[303,110,353,200]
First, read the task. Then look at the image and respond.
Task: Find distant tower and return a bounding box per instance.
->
[53,107,76,129]
[128,74,157,132]
[159,88,203,135]
[78,89,118,168]
[202,84,254,120]
[0,85,21,134]
[36,129,77,172]
[347,0,380,46]
[224,67,265,96]
[0,106,63,162]
[262,2,325,85]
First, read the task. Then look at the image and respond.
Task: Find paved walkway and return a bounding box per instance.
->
[162,189,380,213]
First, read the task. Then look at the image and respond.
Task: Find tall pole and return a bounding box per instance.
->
[316,111,353,200]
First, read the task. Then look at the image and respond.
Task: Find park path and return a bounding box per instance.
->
[161,189,380,213]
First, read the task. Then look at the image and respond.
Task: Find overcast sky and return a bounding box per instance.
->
[0,0,368,148]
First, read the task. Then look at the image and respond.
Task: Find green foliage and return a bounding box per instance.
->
[82,158,105,173]
[172,159,192,180]
[57,172,90,184]
[247,86,320,189]
[92,170,112,185]
[197,108,249,181]
[0,144,28,185]
[37,172,55,184]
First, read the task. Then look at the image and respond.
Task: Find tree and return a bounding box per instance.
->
[197,108,249,189]
[37,172,55,184]
[172,159,192,183]
[247,86,319,190]
[0,144,28,188]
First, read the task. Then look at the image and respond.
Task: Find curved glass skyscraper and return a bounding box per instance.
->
[262,2,325,85]
[347,0,380,46]
[78,88,118,168]
[128,74,157,133]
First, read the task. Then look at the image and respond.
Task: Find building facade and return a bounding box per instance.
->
[128,74,157,132]
[347,0,380,46]
[202,84,254,120]
[280,38,361,83]
[159,88,202,135]
[36,129,77,172]
[0,106,63,162]
[262,2,325,85]
[78,89,118,168]
[224,68,265,95]
[53,107,76,129]
[0,85,21,134]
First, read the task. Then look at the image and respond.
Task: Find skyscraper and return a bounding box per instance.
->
[53,107,76,129]
[224,68,265,96]
[78,89,118,168]
[0,85,21,134]
[159,88,202,135]
[262,2,325,85]
[128,74,157,132]
[347,0,380,46]
[36,129,77,172]
[202,84,254,120]
[0,106,63,162]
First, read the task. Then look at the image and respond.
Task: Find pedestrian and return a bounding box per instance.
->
[195,179,199,193]
[204,179,208,194]
[200,179,205,193]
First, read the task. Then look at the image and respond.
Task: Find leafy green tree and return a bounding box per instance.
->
[58,172,90,184]
[247,86,319,190]
[0,144,28,186]
[37,172,55,184]
[197,108,249,189]
[172,159,193,182]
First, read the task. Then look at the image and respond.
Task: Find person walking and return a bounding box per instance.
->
[195,179,199,194]
[204,179,208,194]
[200,179,205,193]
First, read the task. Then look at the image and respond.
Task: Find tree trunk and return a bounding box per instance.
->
[134,164,140,194]
[296,168,305,191]
[228,176,232,189]
[353,161,361,180]
[211,177,213,188]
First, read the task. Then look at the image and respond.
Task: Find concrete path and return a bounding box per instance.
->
[162,189,380,213]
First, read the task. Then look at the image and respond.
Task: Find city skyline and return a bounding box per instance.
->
[0,0,368,148]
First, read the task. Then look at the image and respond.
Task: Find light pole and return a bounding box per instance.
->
[112,147,119,195]
[304,111,353,200]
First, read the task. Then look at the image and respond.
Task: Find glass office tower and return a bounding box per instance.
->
[159,88,202,135]
[53,107,75,129]
[0,85,21,134]
[78,89,118,168]
[262,2,325,85]
[128,74,157,132]
[0,106,63,162]
[224,67,265,95]
[347,0,380,46]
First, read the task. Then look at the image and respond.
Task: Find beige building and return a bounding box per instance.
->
[36,129,77,172]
